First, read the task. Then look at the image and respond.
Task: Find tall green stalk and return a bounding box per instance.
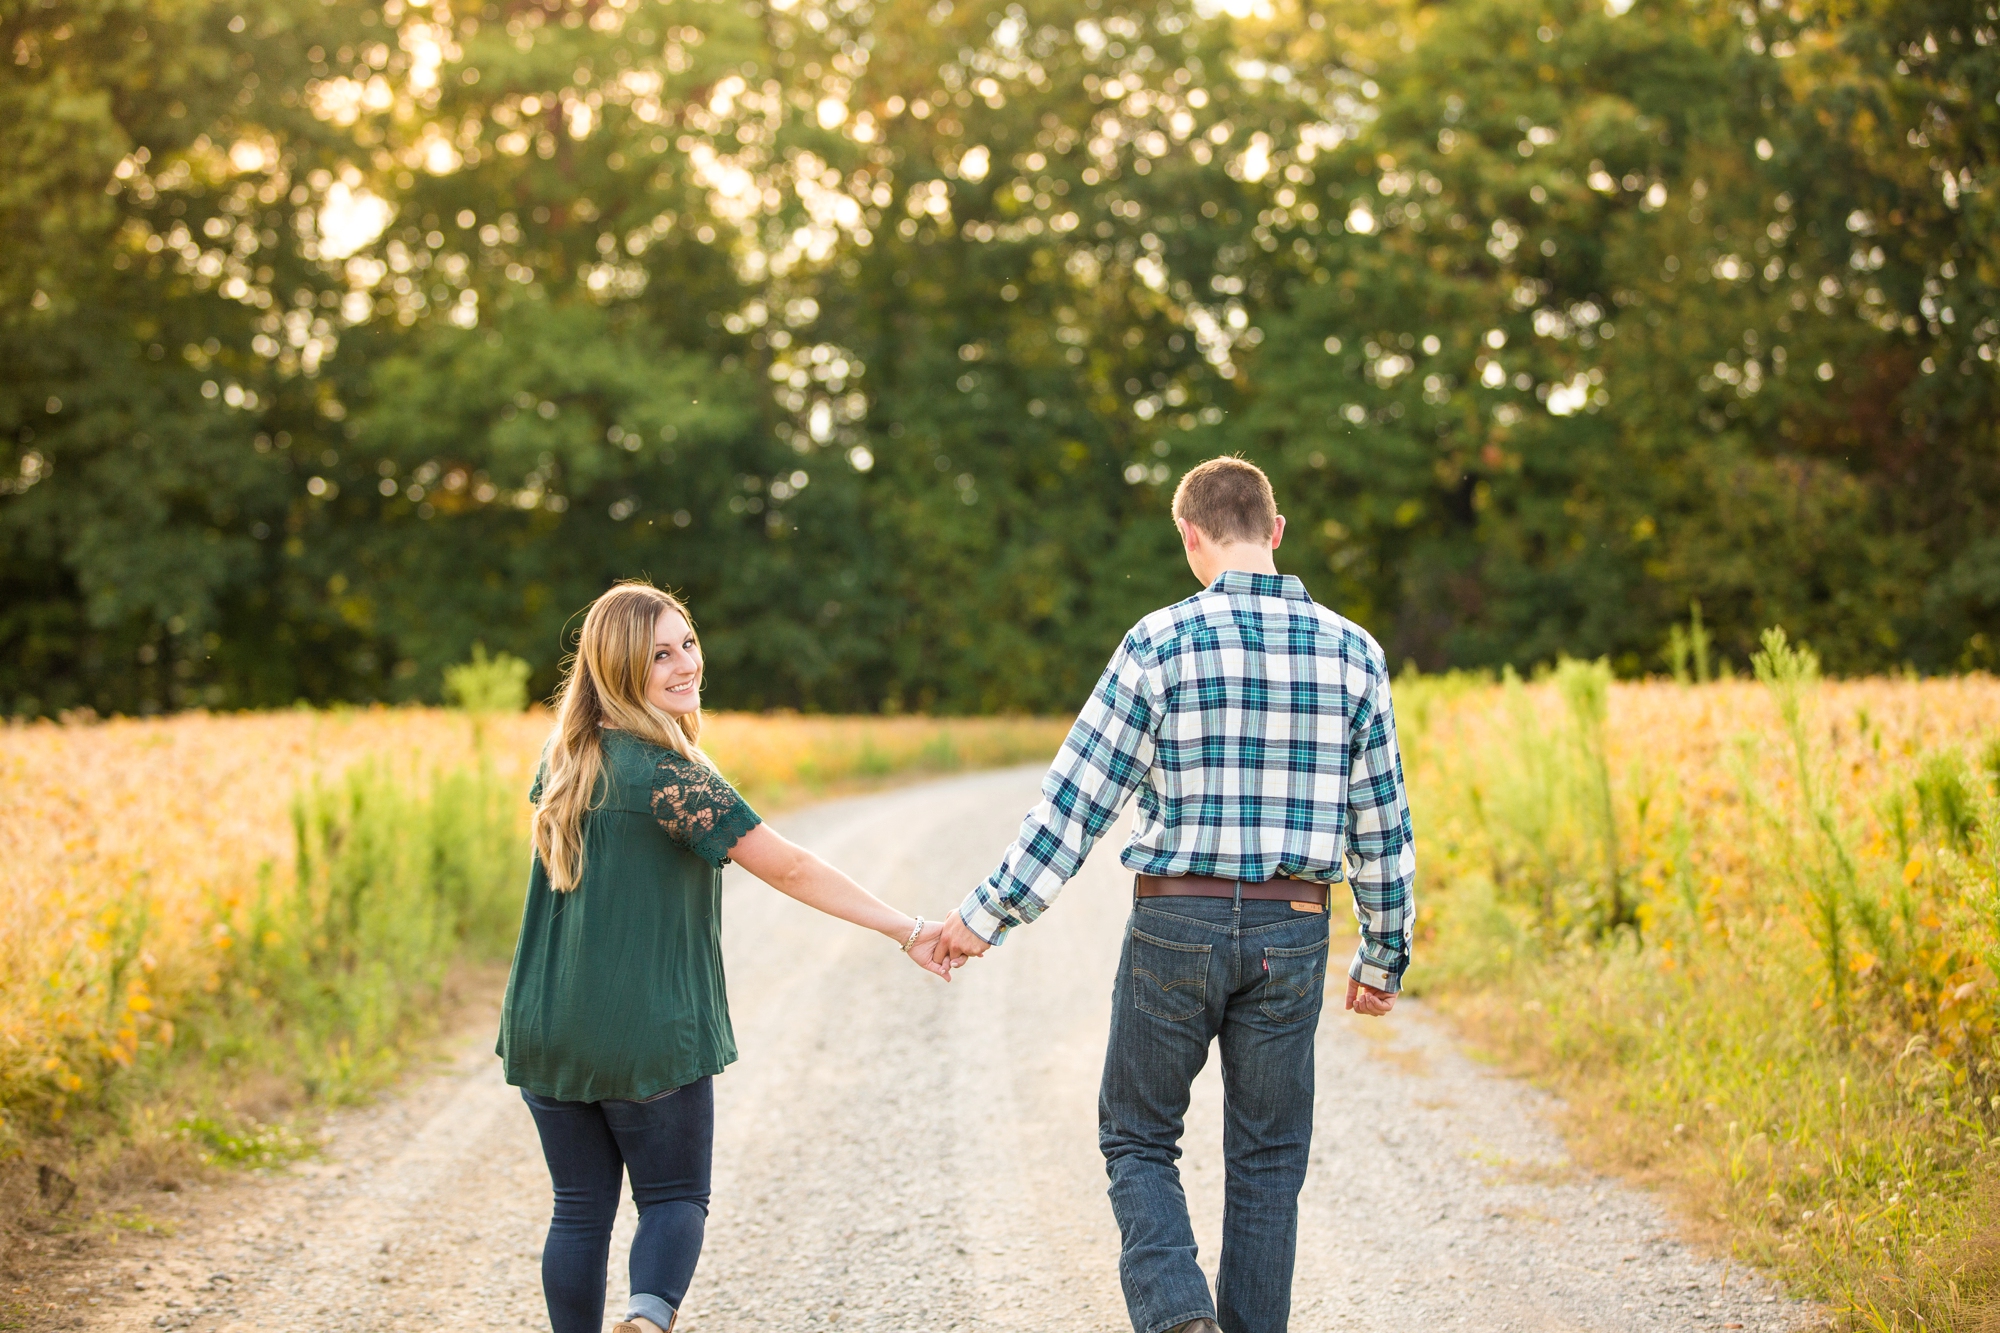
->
[1665,602,1714,686]
[1490,668,1566,940]
[1557,658,1630,934]
[1753,627,1859,1031]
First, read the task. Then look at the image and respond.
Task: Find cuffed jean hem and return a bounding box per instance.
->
[1146,1309,1215,1333]
[625,1293,677,1328]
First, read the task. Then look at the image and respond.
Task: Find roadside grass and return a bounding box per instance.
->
[0,708,1065,1245]
[1399,654,2000,1331]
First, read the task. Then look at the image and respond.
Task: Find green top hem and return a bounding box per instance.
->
[499,1054,735,1105]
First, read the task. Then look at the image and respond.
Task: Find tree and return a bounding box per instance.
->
[4,0,1995,717]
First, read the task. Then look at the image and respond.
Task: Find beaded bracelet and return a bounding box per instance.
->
[900,915,925,952]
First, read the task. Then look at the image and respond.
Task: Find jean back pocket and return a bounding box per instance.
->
[1128,928,1212,1022]
[1260,937,1329,1024]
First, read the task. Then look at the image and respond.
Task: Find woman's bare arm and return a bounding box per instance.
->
[727,823,949,977]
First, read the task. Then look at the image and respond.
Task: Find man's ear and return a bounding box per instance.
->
[1270,515,1286,550]
[1176,516,1201,552]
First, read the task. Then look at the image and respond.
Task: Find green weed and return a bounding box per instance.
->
[443,645,533,714]
[174,1115,311,1168]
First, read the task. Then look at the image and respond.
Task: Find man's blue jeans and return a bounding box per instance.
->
[522,1077,713,1333]
[1100,894,1330,1333]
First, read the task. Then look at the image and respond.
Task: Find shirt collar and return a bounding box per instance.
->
[1210,570,1311,602]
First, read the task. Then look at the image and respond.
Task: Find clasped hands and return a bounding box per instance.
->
[905,913,1398,1016]
[897,912,985,980]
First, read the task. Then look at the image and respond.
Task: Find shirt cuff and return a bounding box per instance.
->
[955,886,1016,946]
[1348,951,1401,995]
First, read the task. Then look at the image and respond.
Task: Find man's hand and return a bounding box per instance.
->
[1344,978,1396,1017]
[936,911,991,972]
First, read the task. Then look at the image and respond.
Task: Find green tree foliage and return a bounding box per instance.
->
[2,0,382,712]
[3,0,1994,716]
[1235,0,1996,674]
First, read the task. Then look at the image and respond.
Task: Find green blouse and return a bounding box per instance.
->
[496,729,762,1102]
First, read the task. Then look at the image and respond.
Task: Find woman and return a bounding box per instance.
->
[497,580,947,1333]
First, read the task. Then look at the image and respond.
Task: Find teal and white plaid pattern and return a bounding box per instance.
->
[956,570,1416,993]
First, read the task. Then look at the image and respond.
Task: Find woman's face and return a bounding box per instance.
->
[646,607,703,716]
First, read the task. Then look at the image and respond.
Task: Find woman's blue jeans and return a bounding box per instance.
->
[1099,895,1330,1333]
[522,1077,714,1333]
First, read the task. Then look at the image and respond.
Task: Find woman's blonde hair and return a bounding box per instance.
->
[532,580,709,891]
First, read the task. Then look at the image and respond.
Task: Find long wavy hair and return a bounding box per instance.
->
[532,580,708,891]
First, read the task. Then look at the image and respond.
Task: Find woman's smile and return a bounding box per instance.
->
[648,608,704,714]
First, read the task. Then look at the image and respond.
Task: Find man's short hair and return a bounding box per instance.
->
[1171,456,1278,545]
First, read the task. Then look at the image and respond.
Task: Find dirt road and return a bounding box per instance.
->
[72,766,1809,1332]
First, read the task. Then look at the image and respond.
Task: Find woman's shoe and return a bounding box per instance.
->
[612,1318,672,1333]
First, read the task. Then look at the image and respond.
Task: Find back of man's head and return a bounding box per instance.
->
[1171,456,1278,545]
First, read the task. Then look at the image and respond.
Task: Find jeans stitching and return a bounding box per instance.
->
[1260,935,1329,1022]
[1132,968,1206,992]
[1129,932,1211,1022]
[1132,906,1231,937]
[1237,916,1328,939]
[1147,1311,1215,1333]
[1259,955,1328,1023]
[1130,927,1214,953]
[1265,938,1330,958]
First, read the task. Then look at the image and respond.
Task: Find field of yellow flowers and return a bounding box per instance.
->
[1399,644,2000,1330]
[0,708,1066,1167]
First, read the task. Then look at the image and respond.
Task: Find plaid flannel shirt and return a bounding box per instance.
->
[955,570,1416,993]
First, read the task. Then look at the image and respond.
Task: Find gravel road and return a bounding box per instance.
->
[72,766,1813,1333]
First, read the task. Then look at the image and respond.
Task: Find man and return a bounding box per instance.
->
[936,456,1414,1333]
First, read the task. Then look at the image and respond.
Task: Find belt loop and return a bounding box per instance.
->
[1232,877,1243,913]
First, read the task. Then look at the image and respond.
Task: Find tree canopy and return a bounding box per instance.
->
[3,0,1994,715]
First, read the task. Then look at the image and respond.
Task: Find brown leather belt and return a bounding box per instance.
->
[1135,873,1330,908]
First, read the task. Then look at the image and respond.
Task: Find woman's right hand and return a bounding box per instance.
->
[904,919,952,981]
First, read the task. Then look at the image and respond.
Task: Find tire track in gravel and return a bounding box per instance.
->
[77,765,1816,1333]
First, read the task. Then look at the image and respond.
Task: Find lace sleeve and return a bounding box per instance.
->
[651,755,762,868]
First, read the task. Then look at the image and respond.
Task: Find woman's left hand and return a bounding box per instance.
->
[904,919,952,980]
